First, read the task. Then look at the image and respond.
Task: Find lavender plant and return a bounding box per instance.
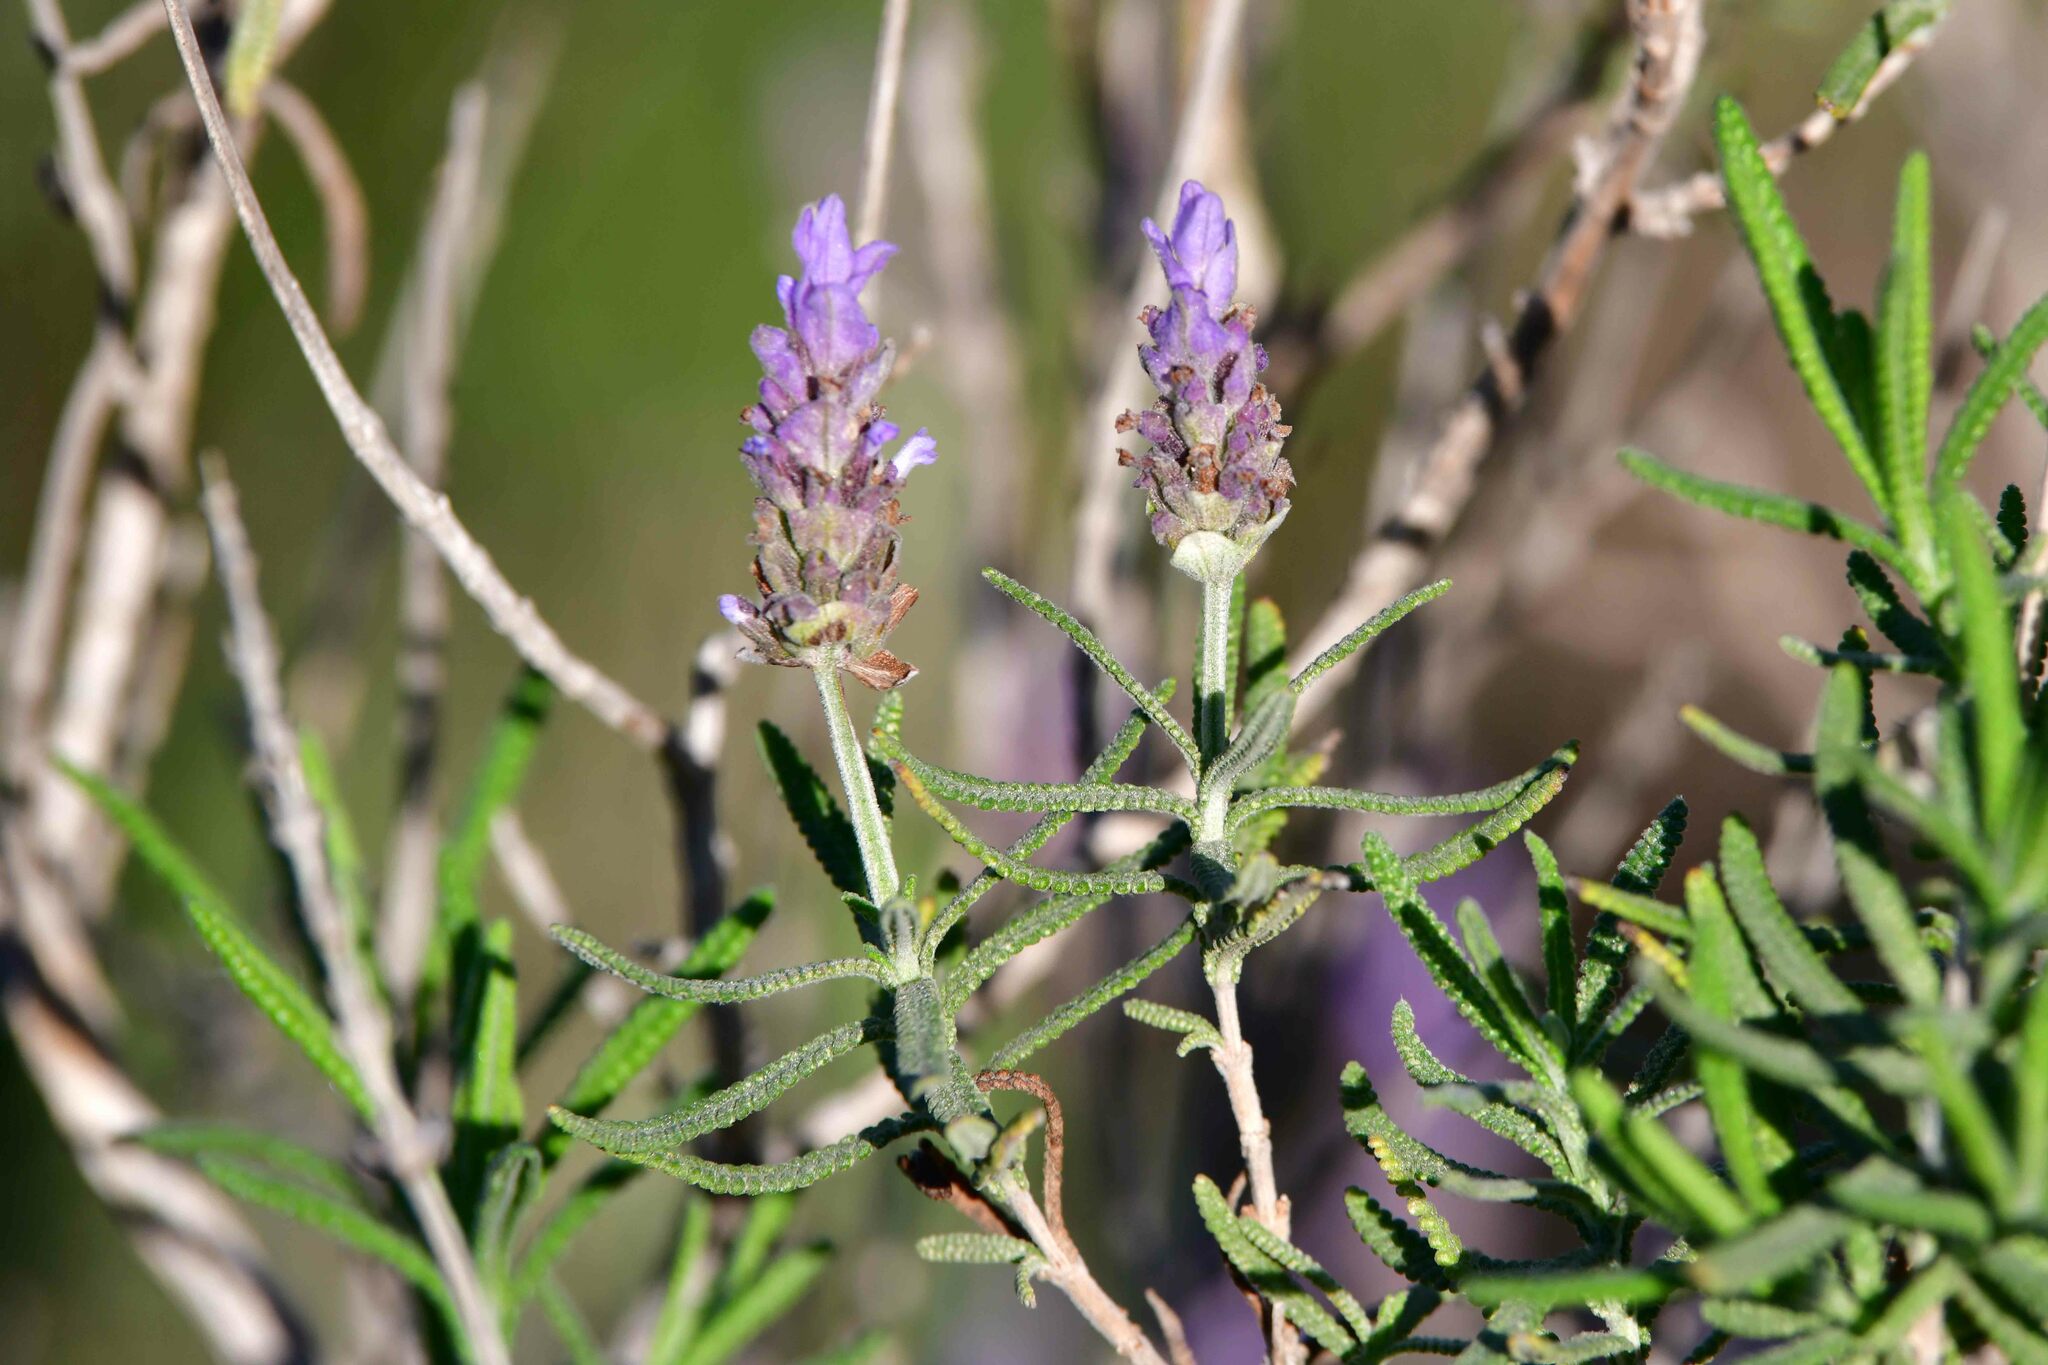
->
[548,183,1578,1357]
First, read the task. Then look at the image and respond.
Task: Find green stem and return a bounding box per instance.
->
[1196,574,1238,766]
[812,662,899,903]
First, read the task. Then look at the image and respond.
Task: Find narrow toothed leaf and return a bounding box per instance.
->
[1937,290,2048,487]
[683,1243,833,1365]
[1973,325,2048,429]
[1686,1207,1857,1296]
[131,1123,362,1202]
[1717,817,1858,1015]
[1571,881,1690,940]
[1290,579,1452,697]
[1232,1217,1375,1340]
[1575,797,1687,1049]
[59,763,374,1121]
[1697,1299,1835,1341]
[450,918,524,1219]
[983,568,1199,766]
[757,721,865,897]
[1454,897,1560,1078]
[297,729,377,987]
[536,1277,607,1365]
[1844,550,1944,658]
[196,1155,457,1333]
[473,1142,541,1289]
[1827,1156,1992,1241]
[1393,752,1576,886]
[553,1019,882,1155]
[1574,1070,1751,1238]
[511,1162,640,1304]
[881,740,1195,819]
[1940,489,2026,836]
[1525,833,1576,1028]
[1817,0,1946,116]
[915,1233,1037,1265]
[1343,1185,1447,1286]
[1815,666,1941,1005]
[1123,998,1222,1055]
[1229,745,1576,830]
[1619,448,1905,572]
[542,892,770,1164]
[1778,634,1944,676]
[1192,1175,1358,1356]
[1201,687,1294,796]
[894,764,1177,898]
[1683,868,1782,1214]
[1394,1001,1572,1177]
[1875,152,1936,571]
[1678,706,1814,777]
[986,917,1199,1069]
[576,1113,931,1195]
[1242,596,1289,716]
[1711,99,1888,510]
[1362,836,1528,1068]
[552,926,885,1002]
[1900,1013,2016,1206]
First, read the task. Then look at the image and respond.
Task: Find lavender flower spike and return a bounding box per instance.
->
[722,194,934,690]
[1118,180,1293,581]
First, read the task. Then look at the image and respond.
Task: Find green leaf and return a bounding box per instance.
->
[880,739,1195,819]
[196,1155,459,1338]
[1233,1217,1375,1340]
[1525,833,1576,1028]
[1396,750,1576,885]
[1229,745,1577,829]
[451,918,523,1219]
[986,916,1199,1069]
[756,722,865,897]
[510,1162,639,1304]
[1619,448,1904,573]
[542,891,770,1164]
[1123,998,1222,1055]
[1939,489,2026,836]
[1817,0,1947,116]
[1243,597,1290,716]
[425,669,553,1011]
[1685,1206,1855,1295]
[983,568,1199,767]
[647,1194,714,1364]
[1815,666,1941,1005]
[1192,1175,1358,1357]
[1571,881,1689,940]
[589,1113,931,1195]
[552,927,884,1003]
[1952,1268,2048,1365]
[1464,1265,1675,1310]
[1717,816,1860,1016]
[2017,979,2048,1212]
[1876,153,1936,573]
[681,1243,831,1365]
[473,1141,541,1291]
[1290,579,1451,697]
[551,1019,881,1156]
[1827,1155,1992,1242]
[1362,836,1531,1071]
[1713,98,1890,511]
[1682,868,1781,1214]
[1393,1001,1573,1177]
[1454,896,1560,1079]
[1575,796,1687,1050]
[1973,326,2048,429]
[130,1123,362,1202]
[1573,1069,1751,1237]
[1678,706,1814,777]
[536,1276,607,1365]
[1900,1013,2015,1207]
[1937,291,2048,487]
[915,1233,1037,1265]
[298,728,377,990]
[1845,551,1944,658]
[1343,1185,1447,1287]
[59,763,374,1121]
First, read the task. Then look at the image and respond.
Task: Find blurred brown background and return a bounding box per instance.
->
[4,0,2045,1359]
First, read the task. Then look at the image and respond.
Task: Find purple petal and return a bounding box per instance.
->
[865,418,902,453]
[847,239,898,294]
[791,195,854,283]
[890,428,938,479]
[718,594,756,625]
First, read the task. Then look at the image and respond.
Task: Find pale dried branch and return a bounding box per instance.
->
[62,0,165,76]
[1147,1288,1200,1365]
[25,0,139,307]
[260,79,370,334]
[855,0,913,246]
[1208,969,1301,1364]
[378,84,489,1005]
[161,0,668,751]
[1290,0,1707,734]
[1627,19,1938,238]
[199,457,510,1365]
[488,808,572,934]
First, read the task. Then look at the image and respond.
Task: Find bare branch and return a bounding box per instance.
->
[63,0,165,76]
[260,79,370,334]
[199,457,510,1365]
[1290,0,1707,734]
[1628,20,1938,238]
[24,0,139,307]
[855,0,913,245]
[160,0,668,751]
[378,84,489,1005]
[488,808,572,933]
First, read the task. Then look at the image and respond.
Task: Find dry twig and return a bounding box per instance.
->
[855,0,913,246]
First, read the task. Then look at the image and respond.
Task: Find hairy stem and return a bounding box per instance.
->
[1195,574,1237,766]
[1209,968,1301,1364]
[813,661,900,903]
[1004,1184,1168,1365]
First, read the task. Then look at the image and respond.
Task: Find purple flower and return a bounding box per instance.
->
[723,194,934,690]
[1118,180,1292,576]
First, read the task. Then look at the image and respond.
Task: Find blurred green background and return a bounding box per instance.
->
[7,0,2041,1359]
